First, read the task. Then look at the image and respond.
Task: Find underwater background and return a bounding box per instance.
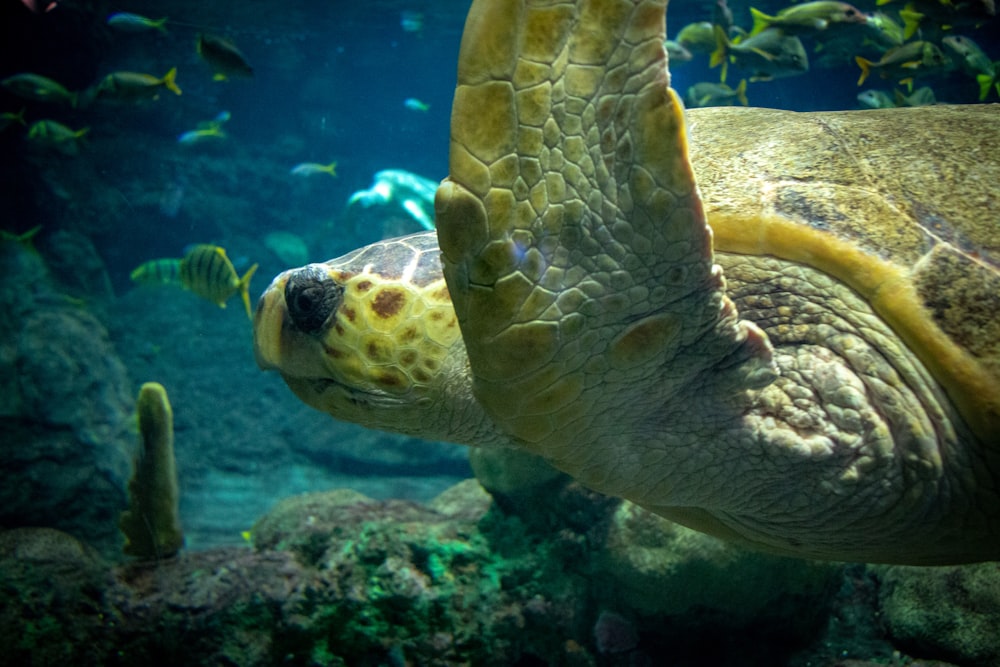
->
[1,0,998,665]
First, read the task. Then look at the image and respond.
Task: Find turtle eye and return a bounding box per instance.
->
[284,266,343,335]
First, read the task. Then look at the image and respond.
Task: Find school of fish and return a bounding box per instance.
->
[672,0,996,108]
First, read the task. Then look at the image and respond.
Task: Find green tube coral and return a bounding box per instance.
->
[118,382,184,559]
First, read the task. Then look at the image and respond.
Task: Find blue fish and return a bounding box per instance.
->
[107,12,168,34]
[290,161,337,178]
[404,98,430,112]
[400,10,423,33]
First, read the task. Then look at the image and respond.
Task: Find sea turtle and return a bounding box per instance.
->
[254,0,1000,564]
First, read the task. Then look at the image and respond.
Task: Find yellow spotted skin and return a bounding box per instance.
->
[254,233,485,441]
[320,268,460,393]
[256,0,1000,564]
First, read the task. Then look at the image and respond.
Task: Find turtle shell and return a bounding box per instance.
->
[686,104,1000,444]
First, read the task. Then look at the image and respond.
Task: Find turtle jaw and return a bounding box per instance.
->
[253,269,328,379]
[252,271,286,372]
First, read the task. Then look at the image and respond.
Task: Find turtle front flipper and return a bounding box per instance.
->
[436,0,775,451]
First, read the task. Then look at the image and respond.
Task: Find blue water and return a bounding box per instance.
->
[0,6,997,666]
[0,0,997,551]
[3,0,996,276]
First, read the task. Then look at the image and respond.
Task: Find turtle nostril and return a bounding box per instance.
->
[284,266,343,334]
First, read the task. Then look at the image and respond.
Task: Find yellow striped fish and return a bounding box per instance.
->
[130,258,182,285]
[178,244,257,318]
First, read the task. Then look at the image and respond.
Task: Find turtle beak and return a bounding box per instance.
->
[252,273,290,372]
[253,266,345,379]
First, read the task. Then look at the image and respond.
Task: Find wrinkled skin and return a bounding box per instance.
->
[255,0,1000,564]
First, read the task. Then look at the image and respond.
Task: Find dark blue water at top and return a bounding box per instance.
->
[2,0,996,279]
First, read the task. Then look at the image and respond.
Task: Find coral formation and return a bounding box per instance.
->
[1,1,996,664]
[0,234,132,555]
[877,562,1000,666]
[119,382,185,559]
[1,477,996,666]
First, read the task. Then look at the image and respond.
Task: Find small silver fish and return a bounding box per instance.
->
[178,126,226,145]
[131,258,182,285]
[942,35,995,78]
[27,119,89,155]
[1,73,78,106]
[91,68,181,103]
[663,40,694,64]
[856,89,895,108]
[197,34,254,80]
[404,98,430,112]
[893,86,937,107]
[290,162,337,178]
[107,12,168,33]
[711,26,809,82]
[686,79,749,107]
[400,10,423,33]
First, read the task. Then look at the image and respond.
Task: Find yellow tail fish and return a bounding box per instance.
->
[179,244,257,318]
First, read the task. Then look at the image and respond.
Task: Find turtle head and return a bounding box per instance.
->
[254,231,497,443]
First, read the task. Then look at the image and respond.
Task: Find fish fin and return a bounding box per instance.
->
[749,73,774,83]
[855,56,873,85]
[697,94,712,106]
[876,0,893,5]
[898,77,914,92]
[709,25,728,68]
[238,263,259,320]
[748,47,777,62]
[748,7,773,36]
[900,60,921,69]
[900,7,922,39]
[324,162,338,177]
[710,26,730,82]
[1,224,42,252]
[213,73,228,82]
[154,17,168,34]
[402,199,435,230]
[162,67,182,96]
[735,79,749,106]
[20,225,43,243]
